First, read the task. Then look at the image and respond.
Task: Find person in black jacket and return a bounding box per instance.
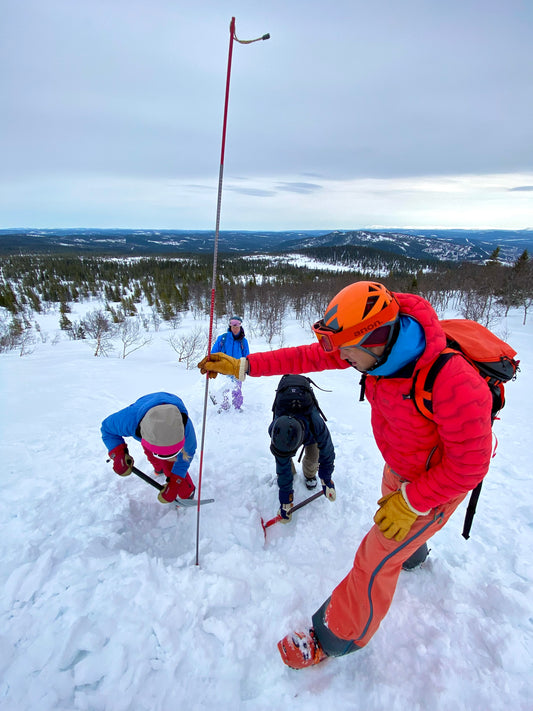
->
[269,376,336,522]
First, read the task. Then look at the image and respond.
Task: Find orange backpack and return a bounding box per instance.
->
[412,319,519,423]
[411,319,519,539]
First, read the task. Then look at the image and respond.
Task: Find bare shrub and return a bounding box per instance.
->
[117,318,152,359]
[167,327,208,369]
[458,290,503,328]
[82,309,115,356]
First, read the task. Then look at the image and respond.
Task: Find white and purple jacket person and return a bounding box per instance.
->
[211,316,250,411]
[101,392,197,503]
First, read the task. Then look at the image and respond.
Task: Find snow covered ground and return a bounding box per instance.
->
[1,303,532,711]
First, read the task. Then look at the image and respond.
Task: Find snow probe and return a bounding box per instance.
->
[130,465,214,508]
[195,17,269,565]
[261,490,325,537]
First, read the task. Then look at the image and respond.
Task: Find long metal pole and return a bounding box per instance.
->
[194,19,270,565]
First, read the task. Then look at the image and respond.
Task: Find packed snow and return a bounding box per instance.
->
[1,303,532,711]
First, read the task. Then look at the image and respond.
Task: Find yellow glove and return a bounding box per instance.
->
[197,353,248,381]
[373,486,429,541]
[197,356,218,379]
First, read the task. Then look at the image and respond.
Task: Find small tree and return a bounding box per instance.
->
[257,291,286,345]
[509,250,533,324]
[0,315,23,352]
[117,318,152,359]
[34,321,47,343]
[18,325,35,356]
[0,282,19,313]
[150,306,161,332]
[82,309,115,356]
[59,312,72,331]
[167,327,208,369]
[65,320,86,340]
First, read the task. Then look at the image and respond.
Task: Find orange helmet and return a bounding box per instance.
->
[312,281,400,352]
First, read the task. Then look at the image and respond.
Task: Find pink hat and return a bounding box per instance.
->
[140,404,185,458]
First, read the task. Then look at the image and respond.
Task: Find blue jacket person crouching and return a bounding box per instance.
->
[101,392,197,502]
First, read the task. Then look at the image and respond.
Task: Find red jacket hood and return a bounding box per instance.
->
[393,292,447,371]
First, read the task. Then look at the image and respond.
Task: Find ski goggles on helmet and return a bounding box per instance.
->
[312,301,400,353]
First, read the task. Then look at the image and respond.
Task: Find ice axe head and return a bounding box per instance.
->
[261,513,281,539]
[261,490,324,539]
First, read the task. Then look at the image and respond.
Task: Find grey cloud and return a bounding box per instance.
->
[508,186,533,192]
[228,187,276,197]
[1,0,532,228]
[185,184,216,192]
[275,182,323,194]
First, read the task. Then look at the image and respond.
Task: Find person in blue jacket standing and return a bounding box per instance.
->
[211,316,250,411]
[101,392,196,502]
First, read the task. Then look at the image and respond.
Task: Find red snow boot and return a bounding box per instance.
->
[277,628,328,669]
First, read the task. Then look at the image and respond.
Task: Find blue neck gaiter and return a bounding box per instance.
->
[368,315,426,377]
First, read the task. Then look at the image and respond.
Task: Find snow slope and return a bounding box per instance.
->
[1,306,532,711]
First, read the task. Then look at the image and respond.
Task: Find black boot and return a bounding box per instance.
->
[402,543,429,571]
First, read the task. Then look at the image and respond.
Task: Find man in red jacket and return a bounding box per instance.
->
[198,281,493,669]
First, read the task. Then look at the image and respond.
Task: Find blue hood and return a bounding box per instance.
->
[369,315,425,377]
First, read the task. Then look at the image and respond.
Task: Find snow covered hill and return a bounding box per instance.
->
[1,304,532,711]
[282,228,533,264]
[1,227,532,263]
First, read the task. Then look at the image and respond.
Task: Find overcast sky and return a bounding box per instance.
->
[2,0,532,230]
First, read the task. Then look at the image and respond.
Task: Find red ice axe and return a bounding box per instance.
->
[106,461,215,507]
[129,466,214,507]
[261,490,325,536]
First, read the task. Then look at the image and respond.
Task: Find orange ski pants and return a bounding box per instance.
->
[324,464,467,648]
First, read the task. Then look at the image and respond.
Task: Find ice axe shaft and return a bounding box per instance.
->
[131,464,164,490]
[106,458,164,491]
[261,490,324,534]
[129,465,214,506]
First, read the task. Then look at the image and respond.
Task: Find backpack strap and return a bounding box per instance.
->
[410,347,486,541]
[221,331,245,355]
[306,377,330,422]
[359,373,367,402]
[307,377,331,394]
[462,481,482,540]
[411,348,458,421]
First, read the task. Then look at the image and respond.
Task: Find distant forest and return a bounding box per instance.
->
[0,246,531,355]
